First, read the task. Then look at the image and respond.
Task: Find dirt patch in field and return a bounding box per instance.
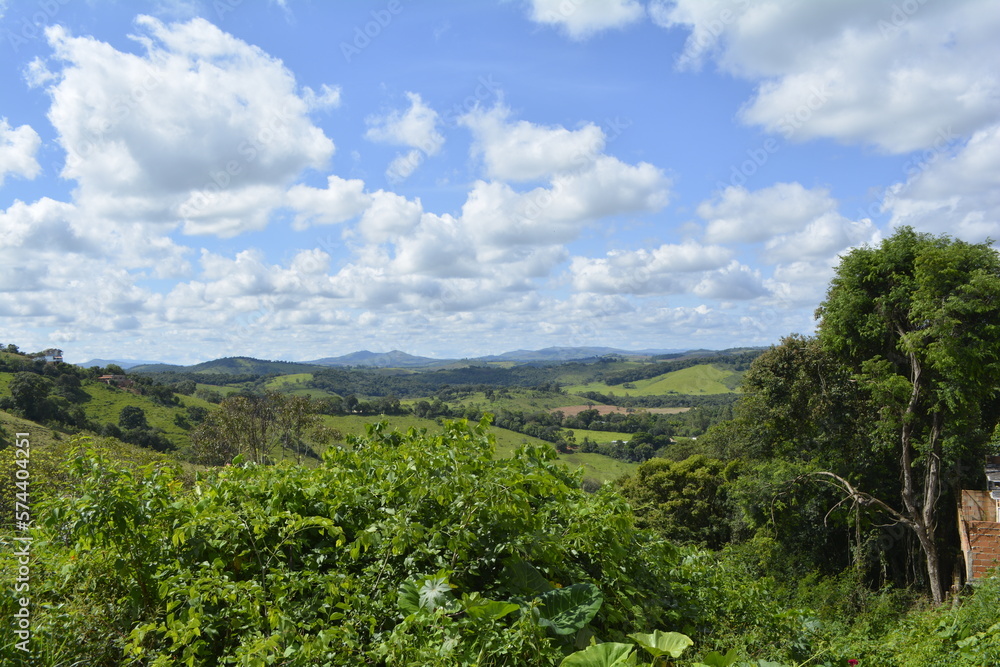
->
[552,405,690,416]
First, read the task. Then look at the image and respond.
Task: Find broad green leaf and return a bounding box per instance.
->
[500,556,554,596]
[692,648,740,667]
[397,573,455,615]
[628,630,693,658]
[560,642,636,666]
[537,583,603,635]
[464,599,520,622]
[418,575,454,611]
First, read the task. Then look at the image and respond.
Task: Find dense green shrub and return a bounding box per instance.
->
[1,420,780,665]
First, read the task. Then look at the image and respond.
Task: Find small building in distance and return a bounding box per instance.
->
[98,374,134,389]
[37,347,63,363]
[958,457,1000,583]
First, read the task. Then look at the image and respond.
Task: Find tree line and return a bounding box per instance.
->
[618,227,1000,605]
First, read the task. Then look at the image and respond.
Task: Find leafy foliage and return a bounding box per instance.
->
[617,456,737,549]
[3,421,773,665]
[817,227,1000,602]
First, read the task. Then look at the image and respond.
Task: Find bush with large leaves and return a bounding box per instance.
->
[1,420,782,665]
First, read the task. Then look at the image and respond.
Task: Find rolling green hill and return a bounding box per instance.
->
[133,357,325,375]
[434,388,605,413]
[566,363,740,396]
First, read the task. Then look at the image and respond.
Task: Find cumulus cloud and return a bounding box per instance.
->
[883,123,1000,239]
[526,0,645,40]
[366,92,443,182]
[356,191,423,244]
[38,15,335,236]
[461,104,605,181]
[696,182,878,304]
[693,260,769,300]
[700,183,838,244]
[303,84,341,111]
[287,175,371,229]
[570,242,732,295]
[366,92,443,155]
[656,0,1000,154]
[0,119,42,186]
[0,197,192,337]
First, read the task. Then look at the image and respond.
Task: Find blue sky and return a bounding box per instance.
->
[1,0,998,364]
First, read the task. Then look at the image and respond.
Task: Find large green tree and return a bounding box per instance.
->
[816,226,1000,603]
[191,392,279,465]
[8,371,54,421]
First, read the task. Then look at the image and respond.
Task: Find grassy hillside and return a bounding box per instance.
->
[136,356,324,375]
[436,388,605,412]
[79,383,192,448]
[0,409,64,449]
[566,363,739,396]
[566,428,633,443]
[263,372,314,388]
[318,413,635,483]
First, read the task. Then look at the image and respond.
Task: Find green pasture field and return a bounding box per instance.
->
[565,363,738,396]
[79,383,191,448]
[566,428,633,443]
[439,388,604,413]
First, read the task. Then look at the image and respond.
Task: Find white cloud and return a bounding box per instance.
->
[366,92,443,181]
[286,175,371,229]
[657,0,1000,154]
[884,122,1000,239]
[526,0,645,40]
[366,92,443,155]
[460,104,605,181]
[356,190,423,243]
[700,182,837,244]
[386,149,425,183]
[0,119,42,186]
[303,84,341,111]
[39,15,335,236]
[693,260,769,300]
[0,197,192,335]
[694,181,879,304]
[546,156,669,222]
[764,215,877,263]
[570,242,732,295]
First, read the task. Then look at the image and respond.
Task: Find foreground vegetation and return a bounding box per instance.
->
[1,227,999,664]
[3,421,1000,665]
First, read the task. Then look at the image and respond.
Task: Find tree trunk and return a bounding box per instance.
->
[898,354,945,603]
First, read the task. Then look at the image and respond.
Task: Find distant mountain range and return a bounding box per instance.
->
[76,358,167,370]
[80,346,744,373]
[306,350,448,368]
[477,346,684,362]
